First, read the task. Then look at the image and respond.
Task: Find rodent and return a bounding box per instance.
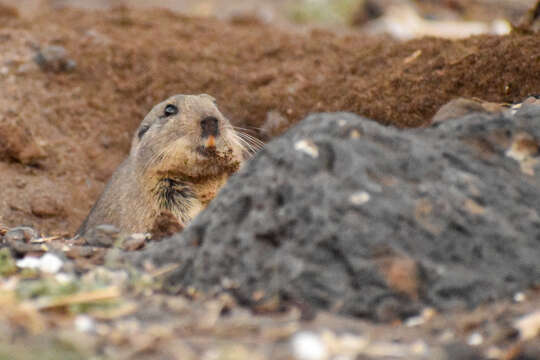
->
[77,94,250,236]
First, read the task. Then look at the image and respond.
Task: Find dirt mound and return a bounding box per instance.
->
[0,6,539,234]
[136,107,540,320]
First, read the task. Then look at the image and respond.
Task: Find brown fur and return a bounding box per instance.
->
[77,94,245,235]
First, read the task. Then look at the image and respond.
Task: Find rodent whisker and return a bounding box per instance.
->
[230,131,258,155]
[236,131,264,149]
[236,131,263,150]
[226,125,264,145]
[231,134,253,154]
[230,125,263,132]
[224,125,263,140]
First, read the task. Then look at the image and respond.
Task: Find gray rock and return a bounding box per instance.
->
[134,108,540,321]
[83,224,121,247]
[3,226,42,256]
[34,45,76,73]
[4,226,39,243]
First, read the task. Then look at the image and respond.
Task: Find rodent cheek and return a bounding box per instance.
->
[134,145,154,170]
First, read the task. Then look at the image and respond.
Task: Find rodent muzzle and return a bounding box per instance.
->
[201,116,219,138]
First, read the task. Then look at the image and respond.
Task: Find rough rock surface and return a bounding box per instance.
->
[136,107,540,321]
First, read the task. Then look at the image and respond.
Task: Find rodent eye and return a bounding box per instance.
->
[163,104,179,117]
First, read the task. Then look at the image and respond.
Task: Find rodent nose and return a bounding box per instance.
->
[201,116,219,138]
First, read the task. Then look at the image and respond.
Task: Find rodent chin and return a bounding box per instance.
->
[149,146,239,182]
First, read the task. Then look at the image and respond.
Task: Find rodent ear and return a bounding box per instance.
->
[200,94,217,104]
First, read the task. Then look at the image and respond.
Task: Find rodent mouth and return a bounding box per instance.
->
[195,145,218,157]
[153,145,240,182]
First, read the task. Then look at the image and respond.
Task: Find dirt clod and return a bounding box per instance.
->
[150,211,183,241]
[377,254,421,301]
[0,4,17,19]
[30,195,64,218]
[0,119,47,165]
[431,97,505,125]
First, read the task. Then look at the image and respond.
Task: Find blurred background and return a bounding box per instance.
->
[1,0,538,39]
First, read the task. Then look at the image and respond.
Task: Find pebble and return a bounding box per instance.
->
[31,195,64,218]
[514,310,540,341]
[294,139,319,158]
[4,226,39,242]
[83,224,121,247]
[322,331,368,356]
[15,256,40,269]
[486,346,502,359]
[513,292,526,302]
[75,315,96,333]
[467,332,483,346]
[349,191,370,205]
[410,340,427,355]
[34,45,76,72]
[291,331,328,360]
[405,308,436,327]
[122,233,147,251]
[39,253,63,273]
[16,252,63,273]
[55,272,74,284]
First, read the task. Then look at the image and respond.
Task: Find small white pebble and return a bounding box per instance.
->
[514,310,540,340]
[17,253,63,274]
[220,277,238,289]
[16,257,41,269]
[129,233,147,241]
[407,307,437,326]
[513,292,526,303]
[75,315,95,333]
[55,273,73,284]
[1,278,18,291]
[405,315,425,327]
[338,119,347,127]
[467,332,483,346]
[294,139,319,158]
[333,356,353,360]
[486,346,502,359]
[349,191,370,205]
[491,19,511,36]
[0,66,8,75]
[439,329,455,342]
[411,340,427,355]
[338,333,368,353]
[39,253,63,273]
[349,129,361,139]
[95,324,111,336]
[291,331,328,360]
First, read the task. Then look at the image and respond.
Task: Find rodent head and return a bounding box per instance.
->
[131,94,244,180]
